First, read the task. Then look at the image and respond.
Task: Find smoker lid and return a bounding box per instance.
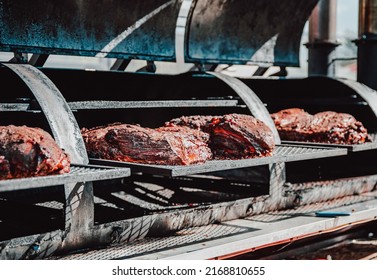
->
[0,0,180,61]
[0,0,318,66]
[186,0,319,66]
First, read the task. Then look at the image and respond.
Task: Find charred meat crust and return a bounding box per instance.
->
[271,108,371,144]
[0,125,70,180]
[166,114,276,159]
[81,124,212,165]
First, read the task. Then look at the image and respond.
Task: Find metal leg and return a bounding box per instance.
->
[252,67,269,76]
[8,52,28,64]
[136,61,157,73]
[268,162,286,207]
[61,182,94,252]
[110,59,131,71]
[28,54,49,67]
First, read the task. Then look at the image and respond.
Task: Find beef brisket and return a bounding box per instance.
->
[271,108,371,144]
[81,124,212,165]
[166,115,217,132]
[166,114,276,159]
[0,125,70,180]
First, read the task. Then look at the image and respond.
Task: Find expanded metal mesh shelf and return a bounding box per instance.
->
[67,99,239,110]
[0,164,130,192]
[90,144,347,177]
[0,103,30,112]
[282,140,377,152]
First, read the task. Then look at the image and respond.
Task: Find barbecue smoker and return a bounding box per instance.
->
[1,0,377,260]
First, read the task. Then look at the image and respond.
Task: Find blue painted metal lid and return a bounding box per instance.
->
[0,0,318,66]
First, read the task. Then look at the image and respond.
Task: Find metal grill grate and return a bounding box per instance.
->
[0,164,130,192]
[282,140,377,152]
[90,144,347,177]
[34,201,64,210]
[52,223,251,260]
[276,144,347,161]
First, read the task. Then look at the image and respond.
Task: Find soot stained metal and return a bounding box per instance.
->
[0,0,318,66]
[186,0,319,66]
[0,0,179,61]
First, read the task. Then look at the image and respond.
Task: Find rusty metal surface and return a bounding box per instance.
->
[186,0,319,66]
[0,0,180,61]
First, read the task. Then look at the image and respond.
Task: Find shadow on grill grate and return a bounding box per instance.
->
[92,173,269,224]
[0,186,65,241]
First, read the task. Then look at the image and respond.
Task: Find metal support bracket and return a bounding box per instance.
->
[28,54,49,67]
[1,63,94,252]
[110,59,131,71]
[8,52,28,64]
[207,71,280,143]
[207,71,285,201]
[338,78,377,120]
[2,63,87,163]
[175,0,195,64]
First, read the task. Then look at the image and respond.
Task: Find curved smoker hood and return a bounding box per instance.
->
[0,0,318,66]
[186,0,318,66]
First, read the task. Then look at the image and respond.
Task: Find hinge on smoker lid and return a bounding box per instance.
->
[8,52,28,64]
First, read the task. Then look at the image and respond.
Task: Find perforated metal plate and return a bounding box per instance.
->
[90,144,347,177]
[0,164,130,192]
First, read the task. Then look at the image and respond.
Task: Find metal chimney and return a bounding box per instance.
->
[306,0,339,77]
[356,0,377,90]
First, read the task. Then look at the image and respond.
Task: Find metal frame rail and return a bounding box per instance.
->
[49,191,377,260]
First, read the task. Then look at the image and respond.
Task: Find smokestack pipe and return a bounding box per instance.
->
[356,0,377,90]
[306,0,339,77]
